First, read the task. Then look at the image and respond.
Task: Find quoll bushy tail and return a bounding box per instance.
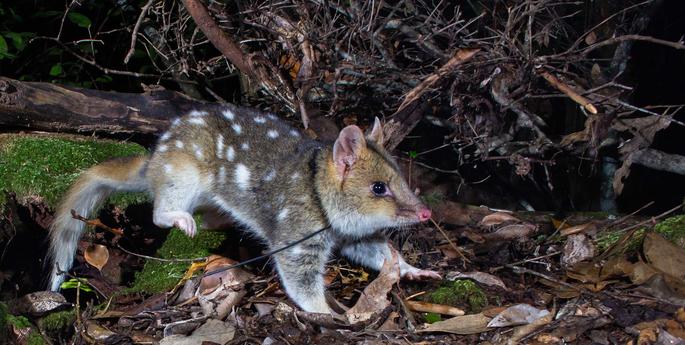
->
[47,155,150,291]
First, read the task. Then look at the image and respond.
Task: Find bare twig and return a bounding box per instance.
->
[124,0,156,64]
[538,69,598,114]
[582,34,685,56]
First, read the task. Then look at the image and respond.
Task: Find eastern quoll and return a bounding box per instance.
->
[47,105,441,313]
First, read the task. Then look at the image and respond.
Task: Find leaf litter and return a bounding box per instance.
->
[11,199,685,344]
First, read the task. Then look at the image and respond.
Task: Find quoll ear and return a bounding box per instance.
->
[333,125,366,178]
[367,117,385,146]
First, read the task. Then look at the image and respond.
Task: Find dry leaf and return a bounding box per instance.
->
[561,234,595,268]
[84,244,109,271]
[506,311,554,345]
[591,64,603,84]
[487,304,550,328]
[644,233,685,281]
[418,313,492,334]
[585,31,597,45]
[538,279,581,299]
[480,212,520,226]
[657,328,685,345]
[198,255,254,319]
[446,271,508,290]
[559,222,597,236]
[405,300,465,316]
[482,223,538,241]
[345,249,400,324]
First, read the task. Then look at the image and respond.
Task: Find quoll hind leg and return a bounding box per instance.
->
[149,160,204,237]
[273,244,331,313]
[340,238,442,280]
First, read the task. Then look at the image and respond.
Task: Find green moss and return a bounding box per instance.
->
[597,215,685,253]
[6,315,44,345]
[0,135,148,207]
[424,312,442,324]
[654,215,685,247]
[128,215,228,293]
[426,280,488,313]
[37,309,75,333]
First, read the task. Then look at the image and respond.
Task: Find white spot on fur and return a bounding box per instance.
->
[157,144,168,152]
[222,109,235,120]
[290,245,304,255]
[192,143,203,159]
[264,169,276,181]
[289,129,300,137]
[164,164,173,173]
[267,130,279,139]
[218,165,226,184]
[277,195,285,204]
[277,208,289,221]
[189,110,207,117]
[232,123,242,134]
[175,140,184,149]
[226,146,235,161]
[234,164,251,190]
[171,118,181,127]
[216,135,224,159]
[188,117,205,126]
[254,116,266,124]
[241,142,249,150]
[268,114,277,120]
[291,172,300,180]
[160,132,171,141]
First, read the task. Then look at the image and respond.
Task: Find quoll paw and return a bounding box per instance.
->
[403,269,442,281]
[174,214,197,237]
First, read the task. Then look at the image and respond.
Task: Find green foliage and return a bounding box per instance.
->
[59,278,94,292]
[128,217,228,293]
[0,35,8,59]
[0,135,148,207]
[4,31,25,51]
[67,12,91,28]
[426,280,488,313]
[48,63,63,77]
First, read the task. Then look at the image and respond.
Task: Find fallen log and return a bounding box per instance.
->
[0,76,221,136]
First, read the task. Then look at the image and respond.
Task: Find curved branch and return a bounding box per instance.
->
[180,0,251,75]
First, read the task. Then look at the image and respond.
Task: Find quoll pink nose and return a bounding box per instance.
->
[418,208,432,222]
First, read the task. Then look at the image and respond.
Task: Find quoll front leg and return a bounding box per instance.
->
[340,237,442,280]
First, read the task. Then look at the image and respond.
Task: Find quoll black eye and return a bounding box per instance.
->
[372,182,387,196]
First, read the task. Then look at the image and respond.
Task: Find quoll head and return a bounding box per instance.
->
[327,117,431,237]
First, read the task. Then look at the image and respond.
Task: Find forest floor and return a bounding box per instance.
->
[1,135,684,345]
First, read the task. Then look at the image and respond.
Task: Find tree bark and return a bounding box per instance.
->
[0,77,222,136]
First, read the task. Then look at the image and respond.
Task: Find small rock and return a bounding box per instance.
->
[11,291,69,316]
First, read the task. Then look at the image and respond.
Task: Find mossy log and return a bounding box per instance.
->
[0,76,225,136]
